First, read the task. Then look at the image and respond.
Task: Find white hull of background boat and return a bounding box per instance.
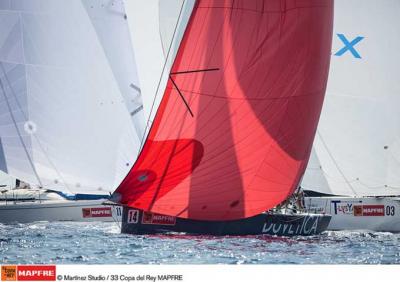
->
[0,200,122,224]
[304,196,400,232]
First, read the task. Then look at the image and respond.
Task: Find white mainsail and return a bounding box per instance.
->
[0,170,15,190]
[0,0,143,194]
[82,0,146,188]
[123,0,195,144]
[302,0,400,197]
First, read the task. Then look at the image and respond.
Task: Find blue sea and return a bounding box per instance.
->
[0,221,399,264]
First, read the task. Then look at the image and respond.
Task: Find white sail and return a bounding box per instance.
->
[0,0,142,194]
[123,0,195,144]
[81,0,146,188]
[0,170,15,190]
[302,0,400,196]
[0,136,7,174]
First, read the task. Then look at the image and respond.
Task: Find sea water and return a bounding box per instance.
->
[0,221,399,264]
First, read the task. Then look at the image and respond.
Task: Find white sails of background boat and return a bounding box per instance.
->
[0,0,145,223]
[302,0,400,232]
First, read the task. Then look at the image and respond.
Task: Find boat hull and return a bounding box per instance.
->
[121,207,331,236]
[304,196,400,232]
[0,200,122,223]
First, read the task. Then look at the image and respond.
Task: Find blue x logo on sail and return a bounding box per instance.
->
[334,34,364,59]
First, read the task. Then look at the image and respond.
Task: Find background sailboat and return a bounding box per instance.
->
[0,170,14,190]
[0,0,142,223]
[302,0,400,232]
[116,0,334,235]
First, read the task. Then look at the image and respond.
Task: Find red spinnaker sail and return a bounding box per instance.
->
[116,0,333,220]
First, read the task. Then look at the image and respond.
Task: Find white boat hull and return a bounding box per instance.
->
[304,196,400,232]
[0,200,122,224]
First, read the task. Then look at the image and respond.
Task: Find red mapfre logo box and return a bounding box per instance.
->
[142,211,176,225]
[82,207,112,218]
[354,205,384,216]
[17,265,56,281]
[362,205,384,216]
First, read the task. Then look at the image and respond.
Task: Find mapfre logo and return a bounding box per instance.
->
[16,265,56,281]
[82,207,112,218]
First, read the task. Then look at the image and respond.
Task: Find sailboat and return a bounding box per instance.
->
[112,0,334,236]
[0,170,14,190]
[301,0,400,232]
[0,0,143,223]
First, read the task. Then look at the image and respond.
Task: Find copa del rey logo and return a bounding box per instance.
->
[1,265,56,281]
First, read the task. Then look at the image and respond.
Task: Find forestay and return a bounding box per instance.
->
[302,0,400,197]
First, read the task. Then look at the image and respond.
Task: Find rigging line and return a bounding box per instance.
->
[170,67,220,75]
[316,131,359,196]
[139,0,187,149]
[152,6,236,149]
[0,66,43,187]
[149,4,215,145]
[169,75,194,117]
